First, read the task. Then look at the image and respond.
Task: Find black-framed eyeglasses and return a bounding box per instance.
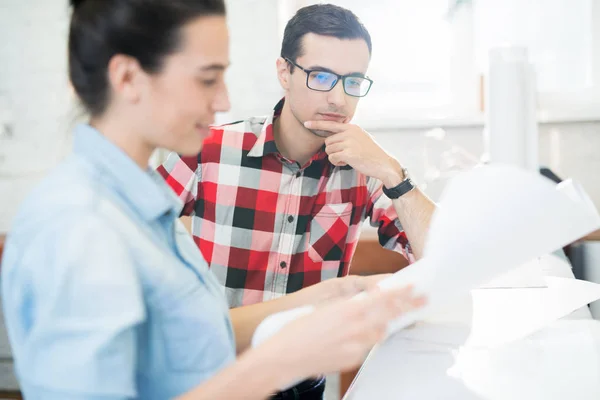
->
[284,58,373,98]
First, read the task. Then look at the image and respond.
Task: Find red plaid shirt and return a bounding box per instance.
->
[157,99,413,307]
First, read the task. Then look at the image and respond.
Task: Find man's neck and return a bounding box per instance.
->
[273,101,324,166]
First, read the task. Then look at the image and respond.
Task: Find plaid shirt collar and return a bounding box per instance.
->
[247,98,329,167]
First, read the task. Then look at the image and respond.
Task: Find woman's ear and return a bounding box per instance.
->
[107,54,144,104]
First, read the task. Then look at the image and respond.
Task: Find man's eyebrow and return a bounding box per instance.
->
[307,65,365,77]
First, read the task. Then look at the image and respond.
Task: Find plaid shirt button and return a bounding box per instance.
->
[287,215,294,223]
[280,261,287,269]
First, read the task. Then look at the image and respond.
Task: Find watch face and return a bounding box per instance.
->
[402,167,409,180]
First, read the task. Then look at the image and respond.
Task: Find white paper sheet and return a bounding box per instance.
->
[378,164,600,334]
[466,277,600,347]
[452,320,600,400]
[477,256,546,288]
[252,165,600,370]
[384,277,600,349]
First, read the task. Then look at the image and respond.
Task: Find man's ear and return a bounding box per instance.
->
[276,57,291,90]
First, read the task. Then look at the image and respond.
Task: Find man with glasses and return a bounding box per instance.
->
[158,4,436,399]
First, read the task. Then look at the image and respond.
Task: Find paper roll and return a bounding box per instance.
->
[484,46,538,171]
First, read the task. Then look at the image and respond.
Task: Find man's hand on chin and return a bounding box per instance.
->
[304,120,405,186]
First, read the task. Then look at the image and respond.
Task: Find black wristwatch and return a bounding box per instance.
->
[382,167,415,199]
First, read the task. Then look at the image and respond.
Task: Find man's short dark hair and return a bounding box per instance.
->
[281,4,372,71]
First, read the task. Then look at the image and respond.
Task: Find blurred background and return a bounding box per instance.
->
[2,0,600,226]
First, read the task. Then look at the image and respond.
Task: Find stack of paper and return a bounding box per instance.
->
[345,318,600,400]
[378,165,600,334]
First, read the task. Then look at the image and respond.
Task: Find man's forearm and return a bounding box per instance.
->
[229,289,311,354]
[380,159,436,260]
[391,187,436,260]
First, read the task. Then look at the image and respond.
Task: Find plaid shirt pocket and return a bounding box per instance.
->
[308,202,353,263]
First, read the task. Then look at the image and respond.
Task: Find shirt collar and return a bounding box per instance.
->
[73,124,183,221]
[247,98,329,166]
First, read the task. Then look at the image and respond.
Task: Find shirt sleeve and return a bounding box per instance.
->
[156,152,200,217]
[2,212,145,399]
[364,176,415,264]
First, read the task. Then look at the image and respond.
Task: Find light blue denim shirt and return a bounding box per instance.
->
[1,124,236,399]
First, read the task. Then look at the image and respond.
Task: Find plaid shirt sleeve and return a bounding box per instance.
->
[156,152,200,217]
[365,176,415,264]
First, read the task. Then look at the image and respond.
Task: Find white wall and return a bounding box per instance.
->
[220,0,284,122]
[0,0,75,232]
[0,0,284,232]
[372,122,600,209]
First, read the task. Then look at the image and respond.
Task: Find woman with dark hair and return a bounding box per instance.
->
[0,1,424,399]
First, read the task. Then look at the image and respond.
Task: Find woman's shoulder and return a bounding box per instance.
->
[9,156,124,244]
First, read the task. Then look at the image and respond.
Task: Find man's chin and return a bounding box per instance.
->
[309,129,335,138]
